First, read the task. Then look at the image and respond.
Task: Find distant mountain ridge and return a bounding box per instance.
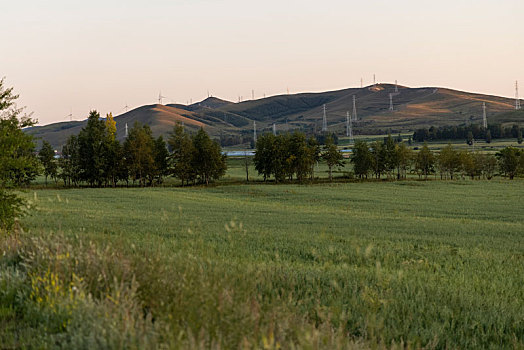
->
[27,84,523,149]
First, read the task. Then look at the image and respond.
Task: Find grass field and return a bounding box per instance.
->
[1,180,523,348]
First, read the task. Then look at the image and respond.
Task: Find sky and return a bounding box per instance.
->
[1,0,523,125]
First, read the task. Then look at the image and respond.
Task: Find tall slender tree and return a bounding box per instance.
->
[153,136,170,185]
[168,124,195,185]
[104,139,124,187]
[307,137,321,181]
[384,134,399,179]
[253,133,276,181]
[39,140,57,185]
[323,136,344,182]
[370,141,386,179]
[124,122,155,186]
[59,135,80,186]
[351,140,372,179]
[396,142,413,179]
[77,110,112,186]
[105,113,117,139]
[415,143,434,180]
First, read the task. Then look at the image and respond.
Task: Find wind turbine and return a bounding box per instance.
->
[65,108,73,122]
[158,91,166,105]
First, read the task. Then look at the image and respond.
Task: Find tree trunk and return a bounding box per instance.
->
[245,163,249,182]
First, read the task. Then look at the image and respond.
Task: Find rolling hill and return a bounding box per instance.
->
[27,84,523,149]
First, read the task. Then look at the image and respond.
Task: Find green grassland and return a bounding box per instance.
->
[1,180,523,349]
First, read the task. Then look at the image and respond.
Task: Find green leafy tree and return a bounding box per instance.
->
[274,134,292,182]
[396,142,413,179]
[191,128,227,185]
[281,133,296,181]
[254,133,276,181]
[0,78,39,232]
[480,153,497,180]
[323,136,344,181]
[384,134,399,179]
[168,124,195,185]
[287,132,316,182]
[415,143,434,180]
[438,144,461,180]
[59,135,81,186]
[370,141,386,179]
[104,139,125,187]
[459,150,478,180]
[39,140,57,185]
[153,136,170,184]
[351,140,372,179]
[307,137,321,181]
[497,147,520,179]
[124,122,155,186]
[77,110,113,186]
[519,151,524,174]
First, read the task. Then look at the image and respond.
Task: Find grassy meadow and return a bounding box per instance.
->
[1,180,523,349]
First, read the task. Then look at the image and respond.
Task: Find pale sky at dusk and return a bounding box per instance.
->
[2,0,523,125]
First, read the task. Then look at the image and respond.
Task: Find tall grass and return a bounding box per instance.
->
[1,181,523,348]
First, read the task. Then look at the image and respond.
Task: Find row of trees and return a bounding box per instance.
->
[253,132,343,182]
[413,124,524,144]
[40,111,227,187]
[253,131,524,182]
[352,140,524,180]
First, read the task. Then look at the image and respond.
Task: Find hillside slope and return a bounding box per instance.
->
[28,84,522,149]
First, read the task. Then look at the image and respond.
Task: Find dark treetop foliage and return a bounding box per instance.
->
[413,123,524,143]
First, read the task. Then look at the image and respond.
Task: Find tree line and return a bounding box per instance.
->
[40,111,227,187]
[253,132,524,182]
[413,124,524,144]
[351,139,524,180]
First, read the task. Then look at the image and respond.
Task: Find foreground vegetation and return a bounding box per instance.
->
[1,181,523,348]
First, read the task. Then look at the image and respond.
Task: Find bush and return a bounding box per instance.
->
[0,190,26,233]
